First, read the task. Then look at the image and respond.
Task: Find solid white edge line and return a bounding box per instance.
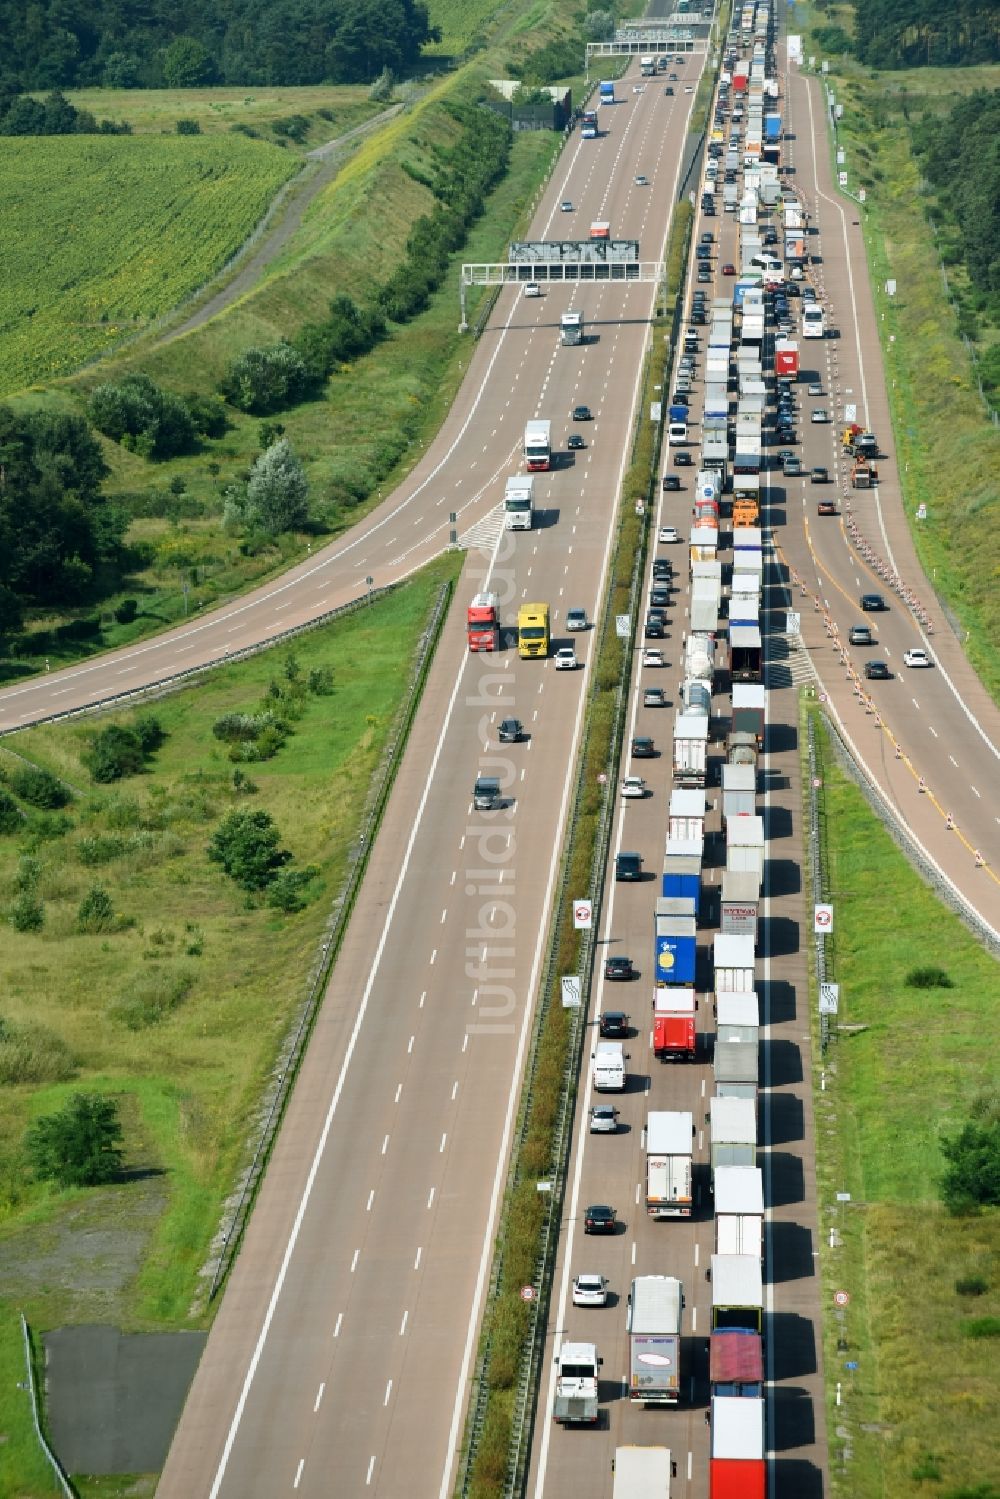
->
[531,60,704,1499]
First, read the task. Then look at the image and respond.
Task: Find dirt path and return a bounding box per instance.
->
[160,103,404,344]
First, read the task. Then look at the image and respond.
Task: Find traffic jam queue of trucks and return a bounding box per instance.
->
[557,12,784,1495]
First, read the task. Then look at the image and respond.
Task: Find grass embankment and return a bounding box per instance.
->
[0,554,460,1497]
[0,134,297,396]
[808,709,1000,1499]
[798,24,1000,704]
[1,80,563,682]
[465,203,691,1494]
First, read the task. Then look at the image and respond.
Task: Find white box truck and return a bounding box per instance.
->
[627,1275,684,1404]
[715,1165,764,1258]
[503,475,534,531]
[645,1110,694,1218]
[613,1446,673,1497]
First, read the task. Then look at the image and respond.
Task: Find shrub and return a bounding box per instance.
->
[76,834,127,866]
[77,885,116,934]
[10,893,44,931]
[0,1017,74,1085]
[220,343,311,415]
[114,598,139,625]
[941,1119,1000,1213]
[109,968,194,1029]
[960,1317,1000,1339]
[955,1275,989,1297]
[134,714,166,755]
[84,725,146,782]
[208,808,291,890]
[25,1093,123,1187]
[266,866,319,912]
[88,373,196,460]
[906,965,955,989]
[10,765,71,809]
[0,789,23,833]
[176,117,201,134]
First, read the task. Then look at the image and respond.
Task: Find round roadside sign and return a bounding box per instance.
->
[834,1290,850,1307]
[597,773,607,784]
[818,692,828,702]
[521,1285,536,1302]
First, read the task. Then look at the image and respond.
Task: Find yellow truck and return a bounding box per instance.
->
[517,602,550,659]
[732,495,760,528]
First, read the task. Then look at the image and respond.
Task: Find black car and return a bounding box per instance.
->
[604,954,635,981]
[498,717,523,743]
[567,433,586,450]
[649,586,670,608]
[701,230,715,242]
[584,1204,618,1234]
[674,451,693,466]
[644,613,665,638]
[861,593,887,612]
[665,85,674,95]
[631,735,656,758]
[776,427,797,444]
[615,851,643,881]
[696,245,712,260]
[572,404,592,421]
[864,660,891,680]
[599,1010,630,1038]
[662,473,681,492]
[652,559,672,580]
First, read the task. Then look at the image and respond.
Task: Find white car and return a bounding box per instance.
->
[685,84,693,92]
[523,282,541,298]
[572,1273,609,1307]
[903,647,933,668]
[811,408,830,424]
[807,382,824,396]
[560,200,573,212]
[790,265,804,280]
[658,526,679,543]
[554,647,578,670]
[621,775,648,799]
[566,608,588,631]
[643,648,666,667]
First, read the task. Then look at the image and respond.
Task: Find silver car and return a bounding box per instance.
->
[589,1104,619,1134]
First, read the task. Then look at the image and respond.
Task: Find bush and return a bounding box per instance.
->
[76,834,127,866]
[208,808,291,891]
[10,893,44,931]
[955,1275,989,1297]
[88,373,196,460]
[0,1017,74,1085]
[266,866,319,912]
[10,765,71,809]
[176,117,201,134]
[25,1092,123,1187]
[941,1118,1000,1213]
[220,343,312,415]
[0,789,23,833]
[77,884,115,934]
[906,965,955,989]
[114,598,139,625]
[960,1317,1000,1339]
[109,968,194,1029]
[83,716,164,782]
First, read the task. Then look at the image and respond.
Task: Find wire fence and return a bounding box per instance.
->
[19,1316,75,1499]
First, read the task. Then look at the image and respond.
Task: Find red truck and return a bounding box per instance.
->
[467,592,499,652]
[653,986,697,1062]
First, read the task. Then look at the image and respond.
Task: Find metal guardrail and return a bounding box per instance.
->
[20,1315,76,1498]
[206,579,453,1299]
[0,584,403,741]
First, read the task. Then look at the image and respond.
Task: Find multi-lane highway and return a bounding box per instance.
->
[774,61,1000,929]
[153,57,708,1499]
[524,38,829,1499]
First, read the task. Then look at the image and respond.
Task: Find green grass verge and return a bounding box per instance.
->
[796,28,1000,705]
[807,706,1000,1499]
[0,551,461,1496]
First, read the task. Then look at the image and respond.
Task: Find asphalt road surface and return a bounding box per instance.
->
[773,61,1000,934]
[155,61,707,1499]
[525,46,828,1499]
